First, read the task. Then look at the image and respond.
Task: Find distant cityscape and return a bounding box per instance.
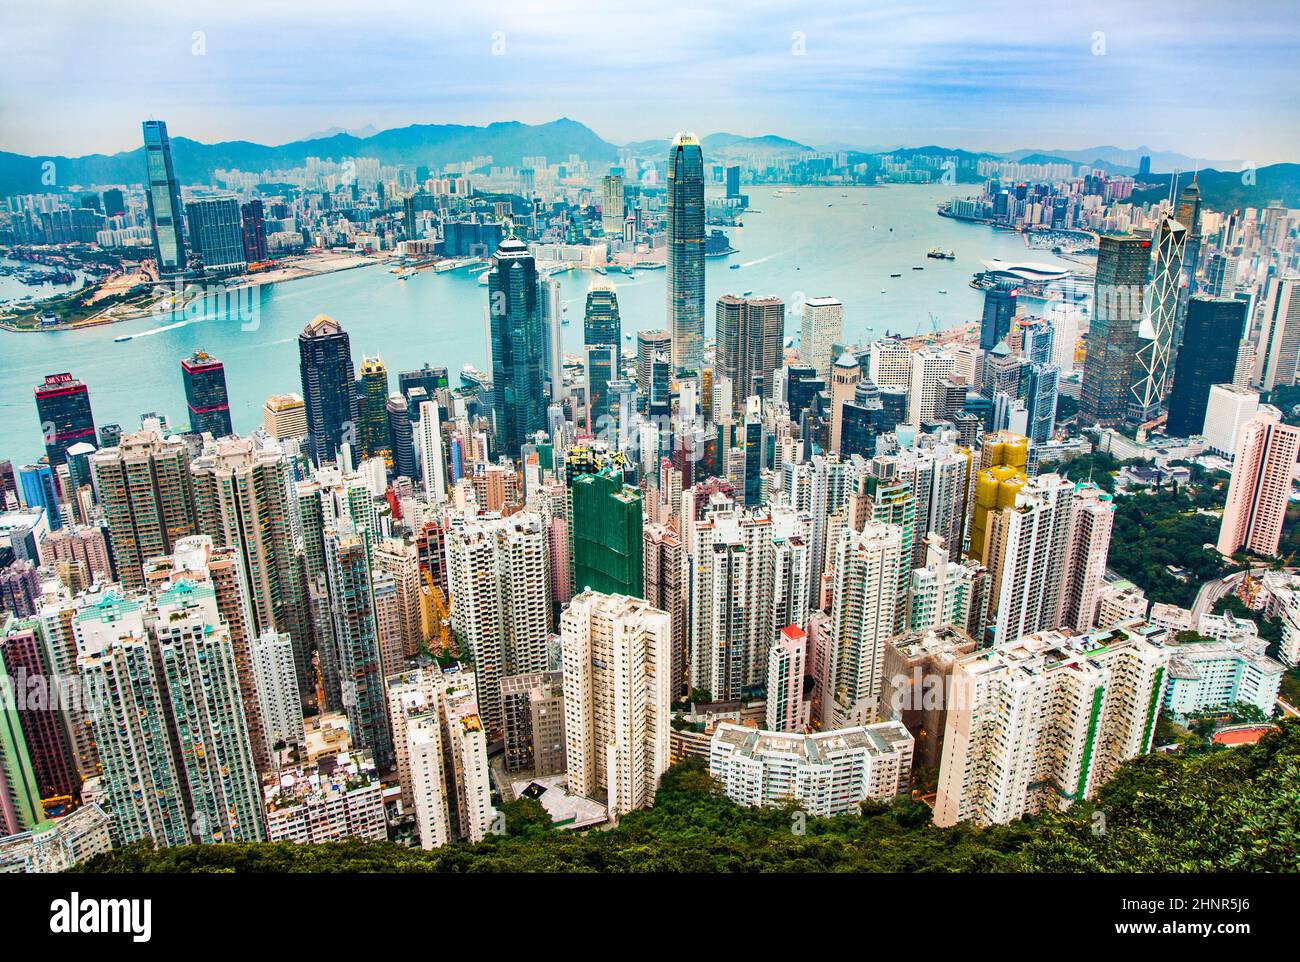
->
[0,104,1299,879]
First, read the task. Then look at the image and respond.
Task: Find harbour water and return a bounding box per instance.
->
[0,184,1074,465]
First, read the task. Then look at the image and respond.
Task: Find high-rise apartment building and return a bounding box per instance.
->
[643,521,687,698]
[561,590,671,817]
[601,174,625,236]
[262,393,308,441]
[765,624,807,733]
[91,430,197,590]
[500,670,566,777]
[446,513,552,734]
[710,721,913,814]
[1217,405,1300,557]
[572,467,643,598]
[934,622,1168,827]
[716,294,785,408]
[185,197,248,274]
[1253,275,1300,391]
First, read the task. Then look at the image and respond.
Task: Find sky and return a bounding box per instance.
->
[2,0,1298,164]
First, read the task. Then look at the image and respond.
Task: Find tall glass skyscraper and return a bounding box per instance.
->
[33,372,95,468]
[1080,234,1150,426]
[487,237,546,458]
[185,197,247,274]
[666,134,705,372]
[583,284,621,349]
[1166,297,1247,437]
[180,351,233,437]
[142,120,187,276]
[298,314,359,465]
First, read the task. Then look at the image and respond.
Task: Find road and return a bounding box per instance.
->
[1190,566,1270,622]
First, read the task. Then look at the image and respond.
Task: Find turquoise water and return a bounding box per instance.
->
[0,184,1070,465]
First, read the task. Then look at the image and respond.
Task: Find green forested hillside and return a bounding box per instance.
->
[77,720,1300,873]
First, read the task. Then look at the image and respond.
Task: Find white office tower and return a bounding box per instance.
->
[540,277,564,400]
[824,521,902,729]
[1253,275,1300,390]
[799,296,844,378]
[933,621,1169,827]
[1201,384,1260,457]
[561,590,672,817]
[868,337,912,391]
[907,348,957,426]
[1048,303,1083,373]
[907,534,989,636]
[418,400,447,503]
[251,630,306,752]
[446,513,552,733]
[983,474,1079,644]
[689,505,812,700]
[765,624,807,733]
[710,721,914,815]
[1056,484,1115,632]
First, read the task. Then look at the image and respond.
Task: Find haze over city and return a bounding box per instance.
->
[4,0,1299,163]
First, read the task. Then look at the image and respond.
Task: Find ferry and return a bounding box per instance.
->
[927,248,956,260]
[938,288,948,294]
[114,333,133,343]
[395,267,416,280]
[460,364,489,389]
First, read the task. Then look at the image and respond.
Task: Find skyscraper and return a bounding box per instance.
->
[933,622,1167,828]
[142,119,187,276]
[34,372,95,468]
[601,174,625,236]
[355,356,391,458]
[298,314,359,465]
[185,197,247,275]
[386,393,417,479]
[1130,213,1186,421]
[572,467,644,598]
[239,199,268,263]
[1253,275,1300,392]
[1080,234,1150,426]
[180,351,233,437]
[190,438,312,702]
[324,524,395,771]
[417,400,447,502]
[980,280,1018,352]
[1217,405,1300,558]
[765,624,807,733]
[1166,297,1247,437]
[561,590,671,817]
[666,133,705,372]
[799,296,843,379]
[91,430,197,590]
[583,283,621,349]
[715,295,784,409]
[487,237,546,458]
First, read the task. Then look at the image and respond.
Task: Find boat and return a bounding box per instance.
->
[593,266,607,275]
[742,290,753,296]
[880,289,887,294]
[729,263,740,270]
[395,267,415,280]
[927,248,956,260]
[890,272,901,278]
[460,364,489,388]
[912,266,925,271]
[938,288,948,294]
[113,334,133,343]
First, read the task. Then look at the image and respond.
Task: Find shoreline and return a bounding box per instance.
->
[0,253,393,334]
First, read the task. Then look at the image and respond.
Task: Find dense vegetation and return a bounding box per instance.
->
[1108,487,1233,608]
[77,721,1300,873]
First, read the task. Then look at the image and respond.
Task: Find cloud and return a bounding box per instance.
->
[1,0,1297,161]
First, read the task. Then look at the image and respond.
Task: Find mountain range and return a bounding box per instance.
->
[0,118,1294,209]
